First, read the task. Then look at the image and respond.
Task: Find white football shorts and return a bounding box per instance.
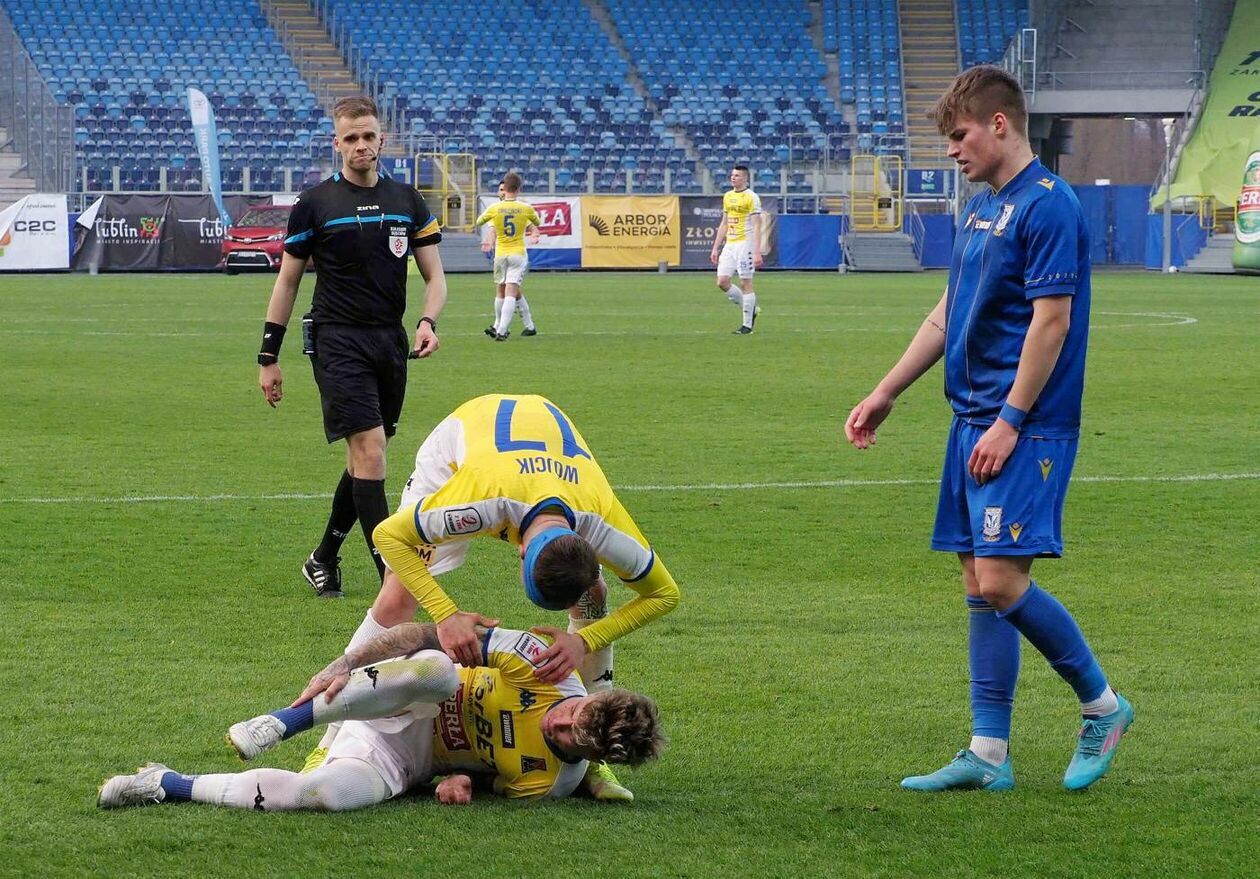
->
[493,253,529,285]
[326,710,437,798]
[717,240,755,279]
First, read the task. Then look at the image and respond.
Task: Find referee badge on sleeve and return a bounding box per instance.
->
[389,226,408,258]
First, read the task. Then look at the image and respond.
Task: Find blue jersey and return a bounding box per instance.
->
[944,158,1091,439]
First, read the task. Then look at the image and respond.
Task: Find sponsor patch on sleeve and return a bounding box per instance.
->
[512,632,548,667]
[443,507,483,536]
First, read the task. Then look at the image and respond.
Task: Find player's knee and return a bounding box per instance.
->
[716,279,730,291]
[976,577,1022,609]
[371,578,418,625]
[398,651,459,700]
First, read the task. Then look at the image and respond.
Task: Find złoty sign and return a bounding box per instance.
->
[580,195,680,267]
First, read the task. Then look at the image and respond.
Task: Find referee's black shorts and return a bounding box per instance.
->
[308,323,408,443]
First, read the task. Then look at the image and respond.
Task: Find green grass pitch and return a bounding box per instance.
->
[0,269,1256,877]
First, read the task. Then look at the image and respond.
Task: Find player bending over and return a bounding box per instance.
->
[98,624,664,810]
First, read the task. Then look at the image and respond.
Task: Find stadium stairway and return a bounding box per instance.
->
[264,0,362,112]
[1181,234,1237,274]
[438,231,492,273]
[582,0,709,187]
[845,230,923,271]
[0,127,38,208]
[899,0,957,167]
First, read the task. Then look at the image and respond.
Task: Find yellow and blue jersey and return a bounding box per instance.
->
[431,627,588,799]
[722,188,762,243]
[946,158,1090,438]
[475,200,540,257]
[374,394,680,651]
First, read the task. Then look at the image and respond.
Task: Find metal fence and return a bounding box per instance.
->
[0,6,75,193]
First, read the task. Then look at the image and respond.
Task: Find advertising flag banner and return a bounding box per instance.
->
[187,87,232,229]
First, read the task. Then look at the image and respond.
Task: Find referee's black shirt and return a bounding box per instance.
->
[284,172,442,326]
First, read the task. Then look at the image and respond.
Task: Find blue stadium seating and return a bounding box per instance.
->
[606,0,850,192]
[325,0,694,192]
[0,0,328,191]
[956,0,1029,68]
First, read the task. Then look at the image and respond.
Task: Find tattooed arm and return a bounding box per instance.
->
[291,622,487,706]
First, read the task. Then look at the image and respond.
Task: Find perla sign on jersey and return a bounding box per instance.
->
[1232,125,1260,274]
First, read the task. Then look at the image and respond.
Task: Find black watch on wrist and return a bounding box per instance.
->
[418,316,437,331]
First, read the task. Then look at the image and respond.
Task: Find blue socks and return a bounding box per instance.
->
[159,772,196,801]
[998,582,1107,703]
[268,702,315,739]
[967,595,1021,739]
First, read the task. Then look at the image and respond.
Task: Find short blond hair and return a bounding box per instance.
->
[933,65,1027,139]
[332,96,379,123]
[573,690,666,767]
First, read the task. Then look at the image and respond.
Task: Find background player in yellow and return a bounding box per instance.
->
[476,173,541,341]
[98,623,665,810]
[710,163,763,334]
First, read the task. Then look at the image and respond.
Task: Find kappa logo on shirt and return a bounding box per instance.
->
[443,507,483,535]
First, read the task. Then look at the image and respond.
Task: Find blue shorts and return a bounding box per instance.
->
[931,418,1078,558]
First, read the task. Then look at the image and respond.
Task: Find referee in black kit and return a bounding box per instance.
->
[256,95,447,598]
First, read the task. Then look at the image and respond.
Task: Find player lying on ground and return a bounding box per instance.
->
[98,624,665,810]
[318,393,681,801]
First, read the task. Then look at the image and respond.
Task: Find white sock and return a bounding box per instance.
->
[1080,685,1120,717]
[741,292,757,327]
[319,610,390,749]
[491,296,502,327]
[346,609,388,653]
[969,736,1008,765]
[515,297,535,331]
[725,284,743,305]
[191,762,388,811]
[567,618,614,693]
[496,295,517,335]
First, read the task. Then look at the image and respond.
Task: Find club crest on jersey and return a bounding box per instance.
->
[1009,522,1024,542]
[994,204,1015,236]
[444,507,483,535]
[521,756,547,774]
[513,632,548,667]
[389,226,408,258]
[983,506,1003,542]
[1039,457,1054,481]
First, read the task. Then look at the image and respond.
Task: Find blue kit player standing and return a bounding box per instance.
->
[844,66,1132,792]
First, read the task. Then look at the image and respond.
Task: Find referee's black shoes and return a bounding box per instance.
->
[302,553,344,599]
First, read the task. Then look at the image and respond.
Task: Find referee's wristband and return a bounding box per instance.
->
[998,402,1028,431]
[417,316,437,331]
[258,321,286,365]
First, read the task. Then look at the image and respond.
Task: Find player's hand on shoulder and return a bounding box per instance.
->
[258,363,283,407]
[438,611,500,667]
[844,390,895,449]
[435,774,473,805]
[529,626,589,684]
[968,419,1018,485]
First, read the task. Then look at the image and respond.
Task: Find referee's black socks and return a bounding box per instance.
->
[351,476,390,582]
[314,470,358,565]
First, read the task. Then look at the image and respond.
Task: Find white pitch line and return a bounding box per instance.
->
[2,471,1256,505]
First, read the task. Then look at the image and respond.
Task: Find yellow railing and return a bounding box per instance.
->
[415,152,478,230]
[850,154,903,232]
